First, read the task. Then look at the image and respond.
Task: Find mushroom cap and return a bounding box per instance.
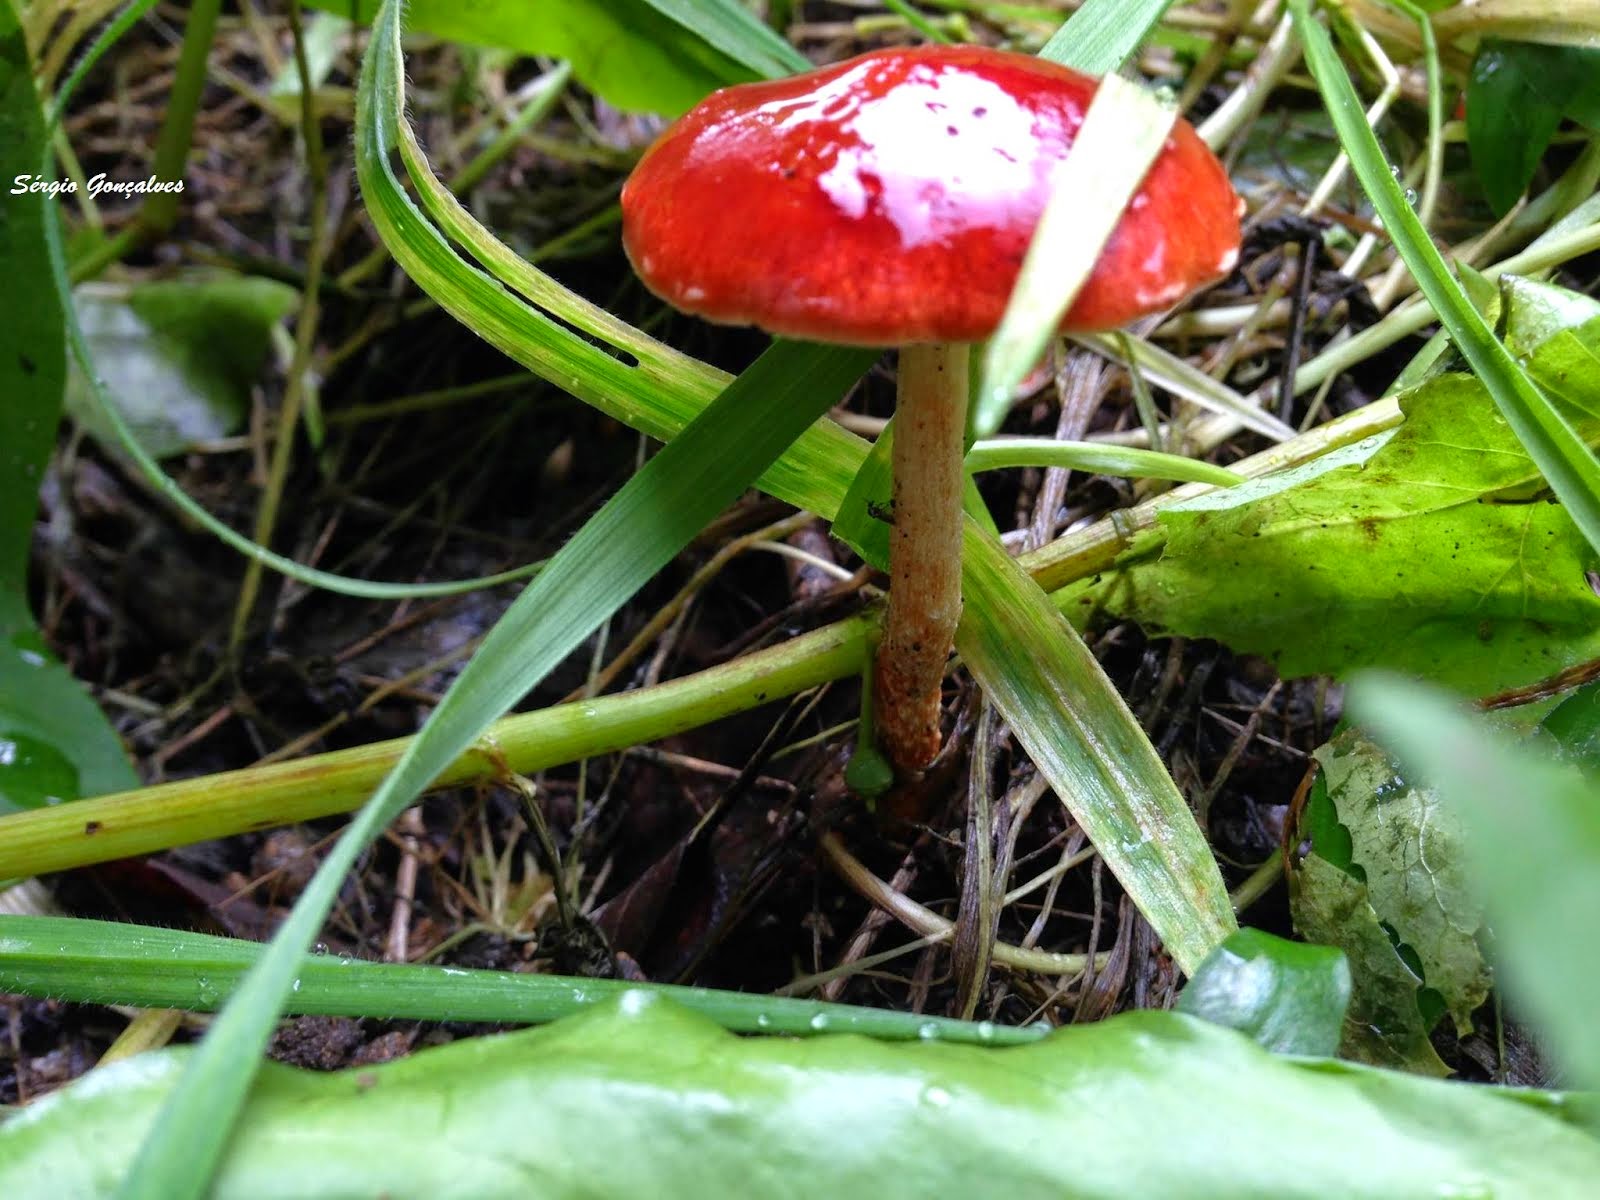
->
[621,46,1242,347]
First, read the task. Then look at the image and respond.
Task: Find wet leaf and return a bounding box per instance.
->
[1290,853,1451,1076]
[1060,323,1600,695]
[1313,730,1492,1033]
[1467,39,1600,216]
[5,994,1599,1197]
[67,275,298,459]
[1178,928,1350,1057]
[1351,674,1600,1091]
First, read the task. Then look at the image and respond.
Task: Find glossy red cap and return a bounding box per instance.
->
[621,46,1242,347]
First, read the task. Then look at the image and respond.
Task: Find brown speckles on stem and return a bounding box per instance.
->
[875,342,969,774]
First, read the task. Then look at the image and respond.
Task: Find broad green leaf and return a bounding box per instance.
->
[67,275,298,458]
[1178,928,1351,1057]
[1059,370,1600,696]
[1290,853,1452,1076]
[0,0,137,819]
[1312,730,1492,1033]
[0,915,1037,1046]
[7,994,1600,1197]
[1467,39,1600,216]
[1501,277,1600,358]
[1350,674,1600,1090]
[306,0,783,115]
[1292,0,1600,558]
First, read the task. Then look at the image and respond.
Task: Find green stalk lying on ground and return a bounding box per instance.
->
[0,396,1404,882]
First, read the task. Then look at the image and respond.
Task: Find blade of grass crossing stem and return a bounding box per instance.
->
[976,76,1175,437]
[358,0,876,520]
[1291,0,1600,553]
[0,917,1042,1047]
[641,0,808,77]
[956,521,1236,973]
[114,343,870,1198]
[1040,0,1176,74]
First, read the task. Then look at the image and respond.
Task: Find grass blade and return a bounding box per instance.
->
[957,524,1236,974]
[975,75,1175,437]
[1291,0,1600,554]
[1039,0,1176,73]
[965,439,1243,487]
[0,916,1040,1046]
[640,0,809,77]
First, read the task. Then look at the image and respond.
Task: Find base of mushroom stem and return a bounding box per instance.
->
[873,685,968,824]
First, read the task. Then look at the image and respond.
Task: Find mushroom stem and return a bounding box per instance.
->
[876,341,970,775]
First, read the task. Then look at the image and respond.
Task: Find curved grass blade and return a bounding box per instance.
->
[361,16,876,521]
[1291,0,1600,554]
[0,0,139,817]
[41,2,546,602]
[965,438,1243,488]
[0,916,1040,1046]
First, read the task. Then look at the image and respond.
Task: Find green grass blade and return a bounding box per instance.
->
[1291,0,1600,554]
[0,916,1040,1047]
[639,0,809,77]
[966,439,1244,487]
[359,11,876,521]
[1347,674,1600,1089]
[1074,331,1298,442]
[1039,0,1175,73]
[976,75,1177,437]
[956,523,1236,974]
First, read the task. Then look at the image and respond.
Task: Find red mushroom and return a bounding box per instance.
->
[622,45,1242,778]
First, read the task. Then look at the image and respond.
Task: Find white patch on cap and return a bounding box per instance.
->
[818,154,868,218]
[1215,244,1239,274]
[1133,277,1188,310]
